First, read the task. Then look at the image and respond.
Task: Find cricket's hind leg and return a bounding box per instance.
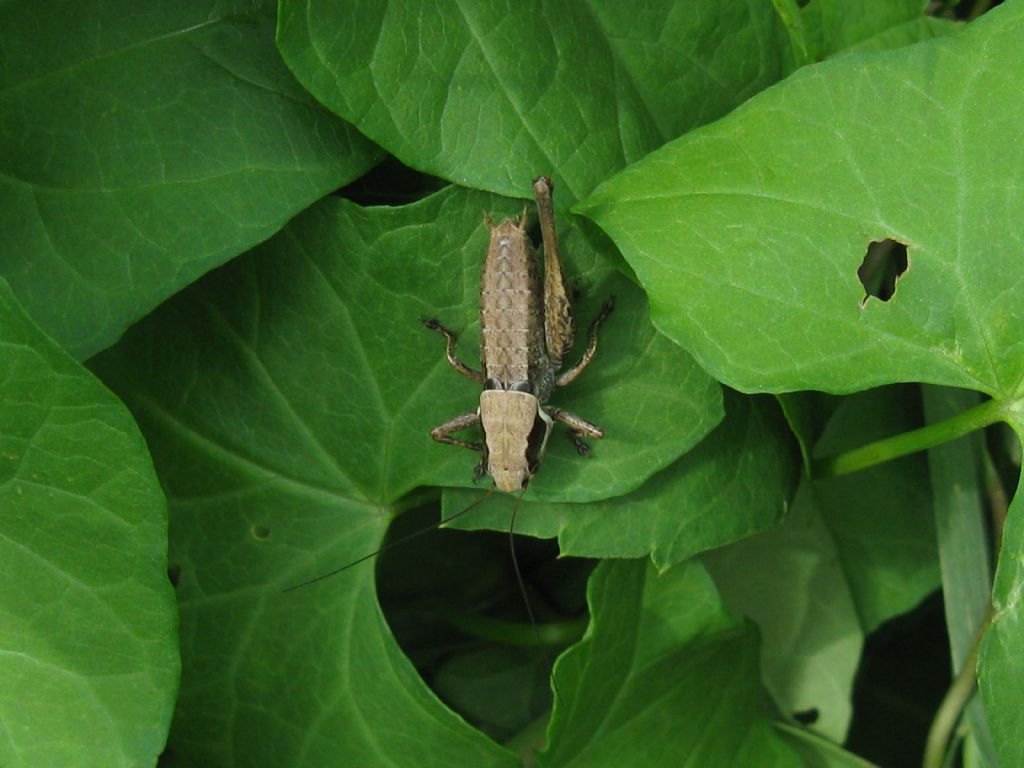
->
[555,296,614,388]
[546,407,604,458]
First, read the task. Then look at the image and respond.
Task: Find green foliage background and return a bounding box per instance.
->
[1,1,1018,767]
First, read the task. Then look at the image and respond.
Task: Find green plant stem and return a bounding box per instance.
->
[982,446,1009,556]
[443,610,588,647]
[922,606,993,768]
[813,398,1004,478]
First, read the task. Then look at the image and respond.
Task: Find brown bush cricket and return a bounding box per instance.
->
[285,177,611,591]
[424,176,613,493]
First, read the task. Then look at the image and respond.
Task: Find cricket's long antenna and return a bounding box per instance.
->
[507,485,564,710]
[507,485,539,632]
[283,486,496,592]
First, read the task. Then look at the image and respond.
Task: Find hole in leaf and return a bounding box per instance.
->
[858,239,908,305]
[167,563,182,588]
[793,708,819,725]
[251,524,271,541]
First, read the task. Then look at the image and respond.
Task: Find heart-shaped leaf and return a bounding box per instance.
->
[90,184,716,763]
[0,278,177,767]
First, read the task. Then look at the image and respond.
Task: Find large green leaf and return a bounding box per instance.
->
[0,278,177,768]
[578,5,1022,399]
[812,387,939,632]
[704,386,938,742]
[444,389,795,570]
[581,5,1024,763]
[0,0,379,358]
[276,0,790,203]
[90,184,715,765]
[537,558,803,767]
[704,484,863,743]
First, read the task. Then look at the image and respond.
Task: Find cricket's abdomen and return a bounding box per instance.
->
[480,218,548,391]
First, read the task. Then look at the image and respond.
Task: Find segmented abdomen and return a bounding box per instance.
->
[479,219,546,390]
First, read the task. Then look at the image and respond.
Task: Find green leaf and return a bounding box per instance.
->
[775,391,840,476]
[801,0,960,58]
[0,0,380,358]
[705,386,939,741]
[0,278,177,768]
[276,0,790,202]
[979,407,1024,768]
[579,5,1024,398]
[444,390,795,570]
[775,723,880,767]
[90,184,713,764]
[923,385,998,766]
[537,558,803,767]
[812,387,940,632]
[704,485,863,743]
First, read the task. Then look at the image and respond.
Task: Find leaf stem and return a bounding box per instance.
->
[921,606,993,768]
[443,610,588,647]
[813,398,1005,478]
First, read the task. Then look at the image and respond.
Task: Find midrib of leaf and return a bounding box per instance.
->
[576,0,654,160]
[4,163,326,194]
[131,391,373,506]
[191,45,317,110]
[291,570,394,768]
[683,643,747,768]
[450,0,566,196]
[0,17,223,95]
[293,233,394,501]
[203,301,353,488]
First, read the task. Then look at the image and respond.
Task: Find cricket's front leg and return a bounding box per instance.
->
[555,296,614,388]
[546,407,604,458]
[430,411,483,452]
[422,319,485,384]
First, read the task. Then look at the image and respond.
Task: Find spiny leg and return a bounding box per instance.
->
[555,296,615,388]
[422,318,484,384]
[546,407,604,458]
[430,411,483,452]
[533,176,575,363]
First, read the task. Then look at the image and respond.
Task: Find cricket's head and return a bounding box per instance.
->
[479,390,553,493]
